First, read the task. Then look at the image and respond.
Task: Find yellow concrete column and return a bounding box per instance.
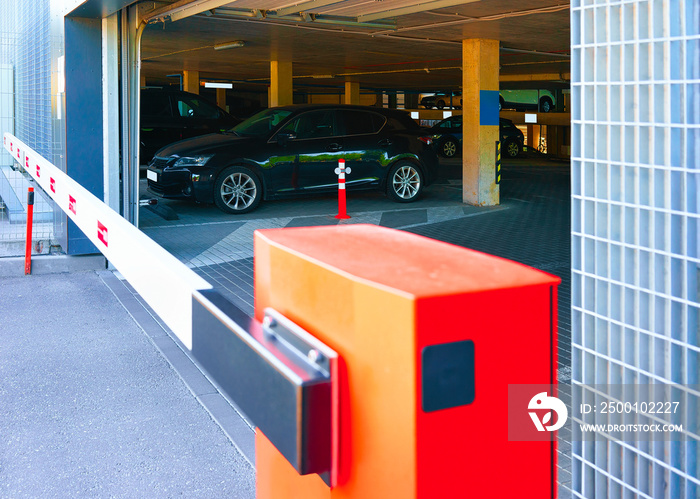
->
[344,80,360,105]
[527,125,538,150]
[216,87,227,111]
[183,70,200,94]
[529,125,541,152]
[270,60,293,107]
[462,39,500,206]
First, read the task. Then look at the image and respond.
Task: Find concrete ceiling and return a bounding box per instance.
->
[140,0,570,93]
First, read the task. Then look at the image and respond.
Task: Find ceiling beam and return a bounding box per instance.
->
[357,0,480,22]
[500,73,571,82]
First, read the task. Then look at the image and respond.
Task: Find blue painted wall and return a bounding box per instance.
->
[65,17,103,255]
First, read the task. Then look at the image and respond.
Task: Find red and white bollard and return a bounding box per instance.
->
[334,159,351,220]
[25,187,34,275]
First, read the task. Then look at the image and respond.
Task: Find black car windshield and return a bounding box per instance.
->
[231,108,293,137]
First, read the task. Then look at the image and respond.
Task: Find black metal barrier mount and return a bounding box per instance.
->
[190,289,336,479]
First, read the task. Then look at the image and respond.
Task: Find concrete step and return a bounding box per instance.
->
[0,165,54,224]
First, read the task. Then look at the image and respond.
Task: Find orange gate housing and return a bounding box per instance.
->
[254,224,560,498]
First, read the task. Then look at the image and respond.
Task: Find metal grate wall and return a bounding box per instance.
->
[0,0,64,256]
[571,0,700,497]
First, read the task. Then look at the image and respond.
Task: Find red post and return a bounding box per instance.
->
[25,187,34,275]
[334,159,351,220]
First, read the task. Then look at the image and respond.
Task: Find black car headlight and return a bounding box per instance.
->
[173,155,213,167]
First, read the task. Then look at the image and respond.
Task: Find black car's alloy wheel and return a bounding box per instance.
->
[440,138,458,158]
[504,140,522,158]
[214,166,262,214]
[388,162,423,202]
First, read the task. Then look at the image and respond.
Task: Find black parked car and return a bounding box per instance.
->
[140,88,240,165]
[146,104,439,214]
[428,115,525,158]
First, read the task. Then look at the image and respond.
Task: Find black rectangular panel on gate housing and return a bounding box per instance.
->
[191,289,331,476]
[422,340,475,412]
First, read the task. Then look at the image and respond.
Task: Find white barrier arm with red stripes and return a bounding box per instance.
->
[4,133,212,350]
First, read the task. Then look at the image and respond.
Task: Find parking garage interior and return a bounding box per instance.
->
[62,0,576,490]
[4,0,700,496]
[7,0,574,495]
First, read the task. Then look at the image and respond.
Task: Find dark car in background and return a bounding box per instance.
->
[428,115,525,158]
[140,88,240,165]
[146,105,439,214]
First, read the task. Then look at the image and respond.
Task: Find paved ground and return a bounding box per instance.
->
[0,271,255,498]
[0,153,572,497]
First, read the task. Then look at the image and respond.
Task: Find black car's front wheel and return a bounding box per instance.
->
[440,137,459,158]
[214,166,262,214]
[387,162,423,203]
[504,140,522,158]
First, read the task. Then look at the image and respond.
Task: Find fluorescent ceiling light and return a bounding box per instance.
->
[148,0,238,24]
[357,0,479,22]
[273,0,344,17]
[204,82,233,88]
[214,40,245,50]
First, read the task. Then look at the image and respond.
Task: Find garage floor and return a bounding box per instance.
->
[139,155,573,496]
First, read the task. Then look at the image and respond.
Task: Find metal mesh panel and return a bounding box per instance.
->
[571,0,700,497]
[0,0,63,256]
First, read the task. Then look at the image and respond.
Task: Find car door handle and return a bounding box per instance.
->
[378,139,392,146]
[327,143,342,152]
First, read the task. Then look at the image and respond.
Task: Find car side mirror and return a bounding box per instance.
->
[277,132,296,145]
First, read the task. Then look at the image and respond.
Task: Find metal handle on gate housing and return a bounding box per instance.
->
[190,289,337,478]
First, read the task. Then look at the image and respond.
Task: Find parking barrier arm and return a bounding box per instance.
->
[3,132,336,480]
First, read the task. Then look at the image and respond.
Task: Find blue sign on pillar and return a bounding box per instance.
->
[480,90,500,126]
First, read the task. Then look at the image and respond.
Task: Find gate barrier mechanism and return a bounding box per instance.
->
[5,132,560,498]
[253,225,560,498]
